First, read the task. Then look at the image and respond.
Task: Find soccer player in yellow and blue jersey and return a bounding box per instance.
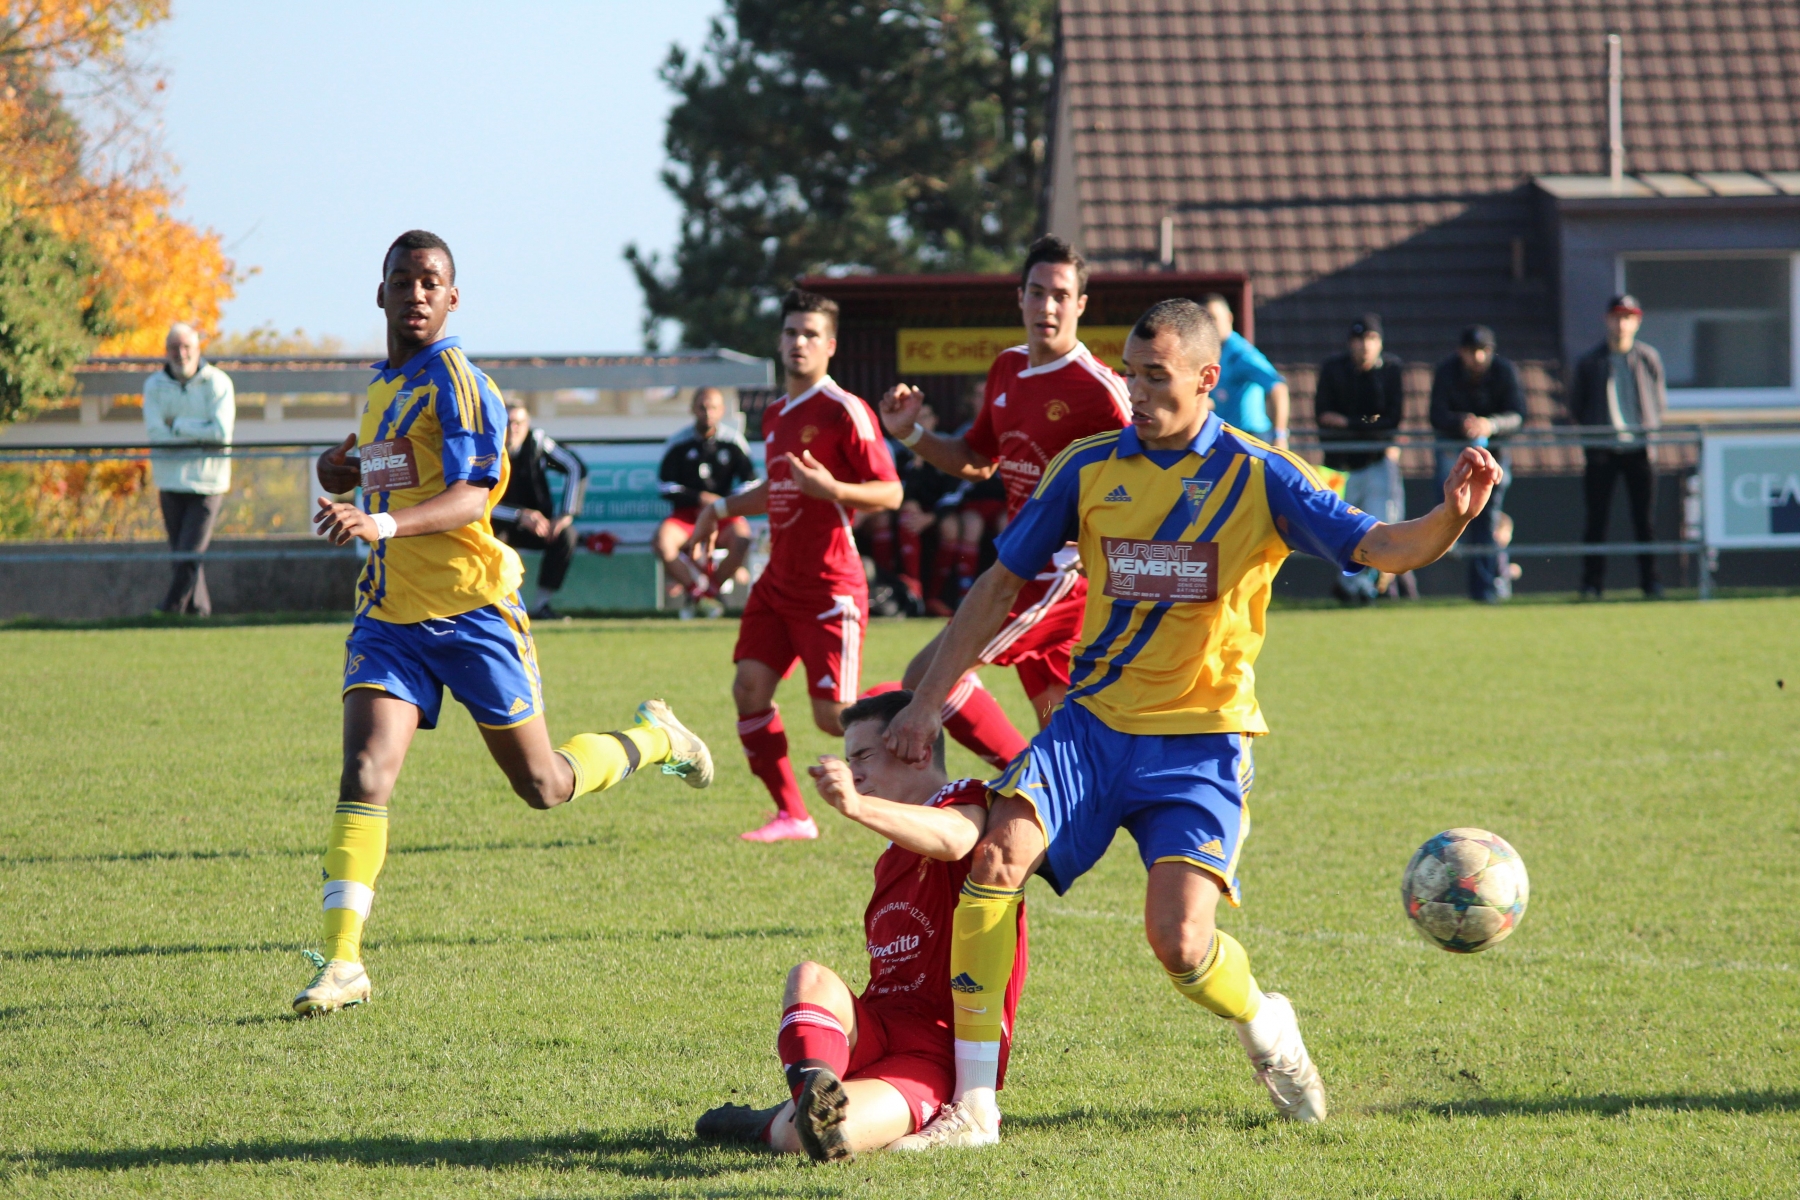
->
[294,231,716,1016]
[882,298,1504,1145]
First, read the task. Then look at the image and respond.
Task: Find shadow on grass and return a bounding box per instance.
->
[1004,1104,1276,1133]
[6,1129,773,1181]
[1390,1092,1800,1118]
[3,925,824,964]
[0,835,613,868]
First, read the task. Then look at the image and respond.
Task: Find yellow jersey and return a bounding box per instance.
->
[354,336,523,624]
[994,413,1378,735]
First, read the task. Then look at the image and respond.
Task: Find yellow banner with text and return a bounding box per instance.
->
[896,326,1134,375]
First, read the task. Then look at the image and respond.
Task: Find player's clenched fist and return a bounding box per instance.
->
[878,382,925,438]
[883,695,941,765]
[807,755,861,818]
[784,450,842,500]
[316,433,360,495]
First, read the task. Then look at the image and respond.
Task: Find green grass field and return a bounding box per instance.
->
[2,601,1797,1197]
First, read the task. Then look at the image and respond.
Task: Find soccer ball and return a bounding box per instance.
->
[1402,828,1529,953]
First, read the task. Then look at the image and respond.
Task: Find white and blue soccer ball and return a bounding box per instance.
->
[1402,827,1529,953]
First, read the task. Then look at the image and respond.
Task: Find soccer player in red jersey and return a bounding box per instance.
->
[694,690,1027,1161]
[687,290,902,841]
[874,236,1131,768]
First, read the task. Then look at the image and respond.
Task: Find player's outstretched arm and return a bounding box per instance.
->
[885,564,1028,764]
[312,481,490,545]
[1351,445,1504,573]
[808,756,986,861]
[786,451,902,511]
[878,384,996,482]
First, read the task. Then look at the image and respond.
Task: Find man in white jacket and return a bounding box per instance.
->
[143,323,235,615]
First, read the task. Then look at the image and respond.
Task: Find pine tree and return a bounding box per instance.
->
[626,0,1055,353]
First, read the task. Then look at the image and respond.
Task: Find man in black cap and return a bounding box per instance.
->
[1314,313,1410,601]
[1567,294,1667,600]
[1430,325,1525,602]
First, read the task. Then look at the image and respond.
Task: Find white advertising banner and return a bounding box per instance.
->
[1702,434,1800,549]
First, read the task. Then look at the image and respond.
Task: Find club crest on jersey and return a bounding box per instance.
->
[800,425,819,444]
[1182,476,1215,517]
[1046,399,1069,421]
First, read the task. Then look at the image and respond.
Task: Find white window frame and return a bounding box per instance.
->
[1616,250,1800,410]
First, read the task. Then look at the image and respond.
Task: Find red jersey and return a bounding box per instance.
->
[862,778,1030,1075]
[757,377,898,609]
[965,341,1132,519]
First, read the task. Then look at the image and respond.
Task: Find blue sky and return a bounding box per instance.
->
[153,1,722,354]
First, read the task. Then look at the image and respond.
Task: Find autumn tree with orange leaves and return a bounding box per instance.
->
[0,0,236,420]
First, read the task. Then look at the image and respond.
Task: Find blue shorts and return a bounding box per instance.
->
[341,595,544,730]
[989,701,1253,905]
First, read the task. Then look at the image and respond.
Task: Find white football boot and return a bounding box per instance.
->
[292,950,371,1016]
[888,1099,1000,1151]
[634,699,714,789]
[1234,992,1328,1123]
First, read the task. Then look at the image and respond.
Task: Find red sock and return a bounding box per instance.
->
[930,547,958,606]
[737,706,809,820]
[897,524,921,582]
[868,515,895,574]
[956,540,981,600]
[942,672,1028,769]
[778,1003,850,1100]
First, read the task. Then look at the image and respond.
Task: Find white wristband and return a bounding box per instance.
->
[372,511,398,540]
[711,496,731,519]
[900,422,926,448]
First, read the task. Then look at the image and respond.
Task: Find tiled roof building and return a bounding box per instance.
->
[1045,0,1800,375]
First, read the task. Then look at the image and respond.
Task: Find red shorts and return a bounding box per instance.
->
[979,570,1087,699]
[662,509,751,539]
[733,584,865,704]
[847,996,954,1133]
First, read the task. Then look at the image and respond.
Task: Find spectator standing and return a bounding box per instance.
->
[1314,313,1411,601]
[1430,325,1525,602]
[1202,293,1291,448]
[143,323,235,616]
[654,387,758,618]
[492,403,588,619]
[1569,294,1667,600]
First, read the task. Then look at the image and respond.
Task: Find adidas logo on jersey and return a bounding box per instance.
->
[949,972,984,993]
[1105,485,1132,503]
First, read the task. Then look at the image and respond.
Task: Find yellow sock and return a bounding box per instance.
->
[950,880,1023,1045]
[321,802,389,963]
[556,726,671,799]
[1167,930,1262,1022]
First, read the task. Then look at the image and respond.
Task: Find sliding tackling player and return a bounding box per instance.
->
[687,290,901,842]
[296,231,714,1015]
[874,236,1130,769]
[695,690,1026,1161]
[883,299,1505,1145]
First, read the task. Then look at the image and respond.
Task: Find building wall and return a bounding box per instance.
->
[1551,199,1800,367]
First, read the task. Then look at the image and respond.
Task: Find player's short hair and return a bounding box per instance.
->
[384,229,455,282]
[1020,234,1089,296]
[1131,298,1222,368]
[840,689,946,772]
[780,288,839,336]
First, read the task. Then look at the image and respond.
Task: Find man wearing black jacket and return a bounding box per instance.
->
[493,404,588,618]
[1567,294,1667,600]
[1315,313,1409,601]
[655,387,759,617]
[1430,326,1526,602]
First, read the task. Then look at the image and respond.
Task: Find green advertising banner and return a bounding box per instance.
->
[1703,434,1800,548]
